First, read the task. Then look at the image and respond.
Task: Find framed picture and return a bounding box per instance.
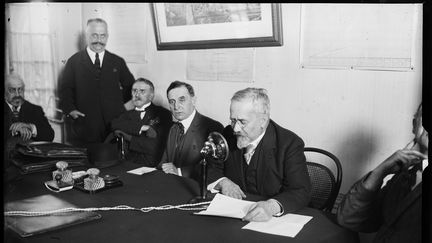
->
[151,3,283,50]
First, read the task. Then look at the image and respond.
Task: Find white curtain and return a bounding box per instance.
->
[6,3,57,118]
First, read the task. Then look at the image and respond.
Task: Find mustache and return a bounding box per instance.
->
[91,42,105,46]
[12,96,23,101]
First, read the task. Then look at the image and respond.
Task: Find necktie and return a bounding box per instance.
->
[243,144,255,165]
[176,122,184,137]
[11,106,19,122]
[174,122,185,161]
[409,162,423,189]
[136,107,146,119]
[95,53,101,69]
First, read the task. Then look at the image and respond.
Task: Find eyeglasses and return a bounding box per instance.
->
[7,87,24,94]
[132,88,147,95]
[231,119,248,129]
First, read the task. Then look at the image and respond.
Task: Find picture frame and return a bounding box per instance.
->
[151,3,283,50]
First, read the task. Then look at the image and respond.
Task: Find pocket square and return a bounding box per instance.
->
[113,68,118,72]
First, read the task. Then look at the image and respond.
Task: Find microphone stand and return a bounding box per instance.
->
[188,132,228,204]
[189,158,210,203]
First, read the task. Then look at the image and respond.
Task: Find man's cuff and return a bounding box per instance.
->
[177,168,182,177]
[29,123,37,137]
[207,177,226,193]
[268,199,284,217]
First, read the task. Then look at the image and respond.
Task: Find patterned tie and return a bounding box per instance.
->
[11,106,20,122]
[95,53,101,70]
[176,122,184,138]
[174,122,185,161]
[243,144,255,165]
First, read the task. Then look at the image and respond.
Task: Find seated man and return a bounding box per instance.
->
[208,88,311,222]
[110,78,172,166]
[4,73,54,144]
[337,104,427,243]
[158,81,223,181]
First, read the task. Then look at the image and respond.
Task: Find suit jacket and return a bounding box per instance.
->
[111,103,172,166]
[59,49,135,145]
[209,120,311,213]
[4,100,54,142]
[159,111,223,181]
[337,170,422,243]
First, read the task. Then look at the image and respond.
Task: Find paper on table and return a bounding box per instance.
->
[242,213,313,237]
[194,193,255,219]
[127,166,156,175]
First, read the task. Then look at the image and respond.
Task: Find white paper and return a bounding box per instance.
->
[187,49,255,83]
[194,193,255,219]
[242,213,313,237]
[127,166,156,175]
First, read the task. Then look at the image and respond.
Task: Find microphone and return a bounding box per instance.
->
[189,132,229,203]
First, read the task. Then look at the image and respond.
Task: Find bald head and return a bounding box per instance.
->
[5,74,25,107]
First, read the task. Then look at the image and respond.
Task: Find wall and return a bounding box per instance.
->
[53,3,422,194]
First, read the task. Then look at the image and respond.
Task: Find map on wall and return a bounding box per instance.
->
[300,4,420,71]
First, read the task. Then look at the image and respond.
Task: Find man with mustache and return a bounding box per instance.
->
[4,73,54,143]
[110,78,172,166]
[337,104,427,243]
[207,88,311,222]
[158,81,223,181]
[59,18,135,147]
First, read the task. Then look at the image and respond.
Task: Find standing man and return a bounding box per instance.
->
[208,88,311,222]
[59,18,135,147]
[158,81,223,181]
[4,73,54,143]
[110,78,172,166]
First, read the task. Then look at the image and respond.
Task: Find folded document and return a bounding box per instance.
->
[195,193,313,237]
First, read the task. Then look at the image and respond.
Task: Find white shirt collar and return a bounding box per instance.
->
[422,159,428,171]
[178,109,196,133]
[245,129,266,150]
[135,102,151,111]
[86,46,105,66]
[6,101,21,112]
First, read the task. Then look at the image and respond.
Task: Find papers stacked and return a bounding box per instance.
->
[196,193,313,237]
[127,166,156,175]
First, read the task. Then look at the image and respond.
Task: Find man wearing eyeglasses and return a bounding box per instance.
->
[110,78,172,166]
[158,81,223,182]
[207,88,311,222]
[59,18,135,147]
[4,73,54,150]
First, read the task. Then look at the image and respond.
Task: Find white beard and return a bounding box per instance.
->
[236,135,250,149]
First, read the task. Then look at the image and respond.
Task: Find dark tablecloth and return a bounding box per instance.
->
[4,161,359,243]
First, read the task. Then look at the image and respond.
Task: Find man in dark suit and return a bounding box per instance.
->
[207,88,311,222]
[158,81,223,181]
[4,73,54,143]
[59,18,135,147]
[110,78,172,166]
[337,104,427,243]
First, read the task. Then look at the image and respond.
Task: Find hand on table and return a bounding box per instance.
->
[243,199,281,222]
[216,178,246,200]
[161,163,179,175]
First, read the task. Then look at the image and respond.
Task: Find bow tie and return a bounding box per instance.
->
[135,107,147,112]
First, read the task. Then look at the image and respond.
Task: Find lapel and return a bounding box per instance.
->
[386,179,422,227]
[232,147,247,189]
[177,111,201,163]
[255,122,276,194]
[142,103,155,123]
